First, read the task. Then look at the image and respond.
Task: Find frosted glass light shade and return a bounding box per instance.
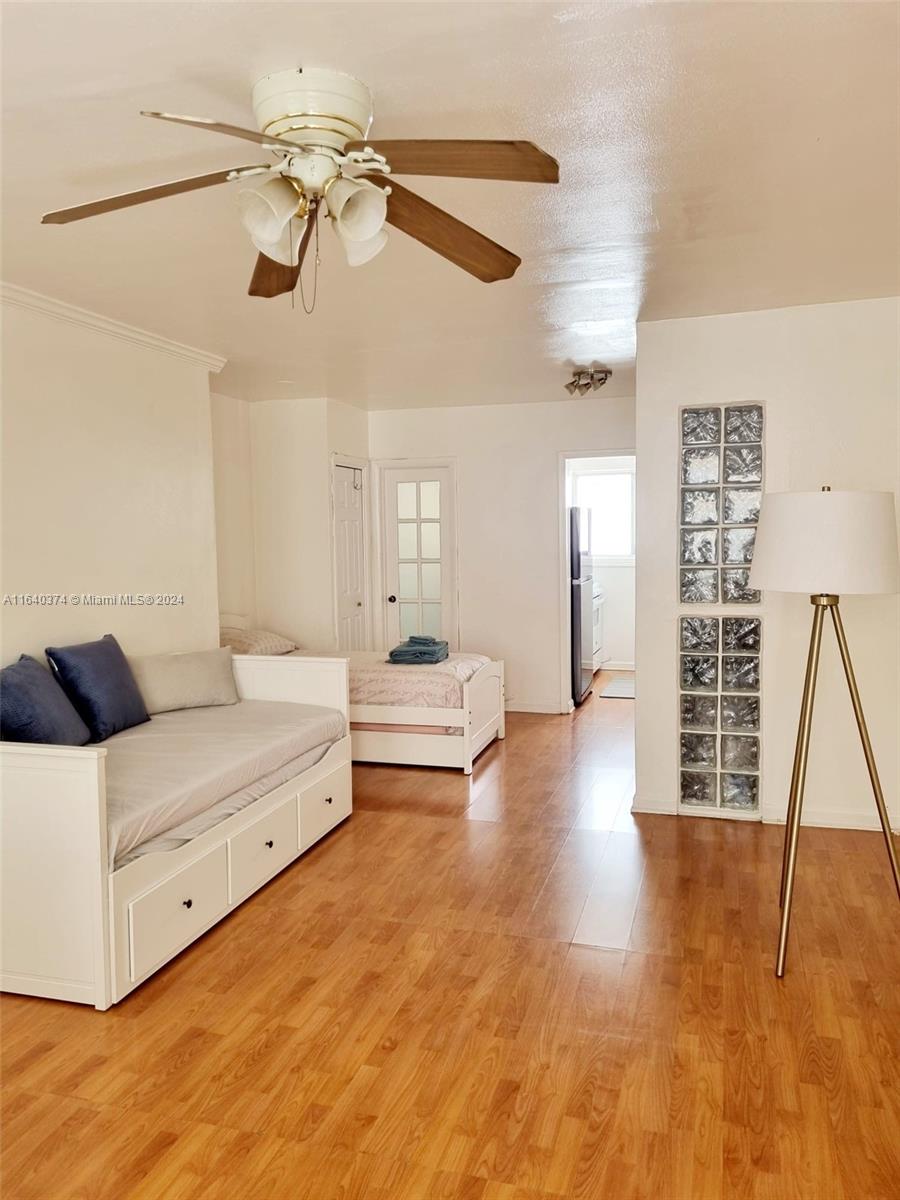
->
[237,177,300,244]
[325,177,387,241]
[340,227,388,266]
[749,490,900,595]
[252,216,307,266]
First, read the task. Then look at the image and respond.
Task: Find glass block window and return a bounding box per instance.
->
[677,403,764,816]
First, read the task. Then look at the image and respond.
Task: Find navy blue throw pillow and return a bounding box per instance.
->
[0,654,91,746]
[45,634,149,742]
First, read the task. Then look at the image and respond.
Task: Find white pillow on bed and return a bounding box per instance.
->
[219,626,297,656]
[128,647,238,715]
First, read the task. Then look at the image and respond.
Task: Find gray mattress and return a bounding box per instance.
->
[104,700,345,868]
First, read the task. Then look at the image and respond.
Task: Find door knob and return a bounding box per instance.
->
[387,595,397,603]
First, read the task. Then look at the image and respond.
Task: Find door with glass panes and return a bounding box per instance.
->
[382,465,457,647]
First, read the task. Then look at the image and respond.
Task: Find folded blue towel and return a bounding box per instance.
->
[407,635,440,645]
[388,638,449,664]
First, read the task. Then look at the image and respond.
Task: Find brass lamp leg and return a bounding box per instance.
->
[775,599,827,978]
[779,612,825,908]
[829,603,900,902]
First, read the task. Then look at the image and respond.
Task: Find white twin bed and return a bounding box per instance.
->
[336,649,505,774]
[222,616,506,775]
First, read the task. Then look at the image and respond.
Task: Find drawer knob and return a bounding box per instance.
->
[182,898,193,909]
[265,839,274,848]
[324,795,333,805]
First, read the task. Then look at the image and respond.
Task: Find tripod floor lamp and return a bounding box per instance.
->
[749,488,900,978]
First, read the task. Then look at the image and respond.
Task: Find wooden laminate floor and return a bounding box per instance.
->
[2,680,899,1199]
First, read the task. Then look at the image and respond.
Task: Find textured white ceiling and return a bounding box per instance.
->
[2,2,897,409]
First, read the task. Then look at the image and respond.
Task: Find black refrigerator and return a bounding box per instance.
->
[569,507,594,705]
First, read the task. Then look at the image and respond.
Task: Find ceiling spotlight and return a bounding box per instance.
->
[564,365,613,396]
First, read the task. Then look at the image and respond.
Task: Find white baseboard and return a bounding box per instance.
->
[763,808,898,833]
[602,661,635,671]
[505,701,569,715]
[632,799,896,833]
[631,795,677,815]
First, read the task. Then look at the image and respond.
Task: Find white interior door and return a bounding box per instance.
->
[333,464,368,651]
[382,465,457,647]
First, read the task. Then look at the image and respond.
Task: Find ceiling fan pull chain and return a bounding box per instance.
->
[299,204,320,315]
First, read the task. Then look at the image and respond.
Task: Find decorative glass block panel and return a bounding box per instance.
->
[682,447,720,485]
[397,523,418,559]
[722,527,756,565]
[724,446,762,484]
[680,616,719,652]
[421,562,441,600]
[680,528,718,565]
[676,400,764,818]
[721,734,760,771]
[681,655,718,692]
[399,603,418,638]
[680,569,718,604]
[420,522,441,559]
[721,694,760,731]
[722,655,760,692]
[680,694,718,729]
[398,563,418,599]
[722,617,761,653]
[681,771,717,807]
[681,732,717,769]
[681,488,719,526]
[681,407,721,445]
[723,488,761,525]
[720,773,759,810]
[419,481,440,520]
[724,405,763,444]
[396,482,417,519]
[421,603,442,638]
[722,568,760,604]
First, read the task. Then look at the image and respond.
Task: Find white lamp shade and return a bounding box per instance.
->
[251,217,307,266]
[338,226,388,266]
[325,177,387,242]
[237,177,300,244]
[749,490,900,595]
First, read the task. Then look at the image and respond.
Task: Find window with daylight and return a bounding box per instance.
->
[572,464,636,562]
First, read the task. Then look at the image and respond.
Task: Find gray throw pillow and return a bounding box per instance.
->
[128,647,238,715]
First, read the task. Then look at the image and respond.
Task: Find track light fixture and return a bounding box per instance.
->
[564,366,612,396]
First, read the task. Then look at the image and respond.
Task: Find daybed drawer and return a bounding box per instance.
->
[128,844,228,982]
[228,794,299,903]
[299,766,352,850]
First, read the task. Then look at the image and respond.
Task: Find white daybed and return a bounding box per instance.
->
[0,655,351,1010]
[337,651,505,775]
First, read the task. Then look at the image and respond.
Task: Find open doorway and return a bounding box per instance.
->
[563,453,636,704]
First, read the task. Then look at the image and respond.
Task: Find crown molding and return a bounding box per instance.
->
[0,282,226,373]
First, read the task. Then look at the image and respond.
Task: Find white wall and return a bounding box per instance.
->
[635,296,899,830]
[249,398,335,649]
[328,399,369,460]
[1,295,221,663]
[369,397,636,711]
[593,563,635,669]
[211,392,256,624]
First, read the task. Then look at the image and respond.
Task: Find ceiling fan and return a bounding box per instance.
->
[41,66,559,299]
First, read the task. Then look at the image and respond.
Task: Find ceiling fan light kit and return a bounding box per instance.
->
[40,64,559,300]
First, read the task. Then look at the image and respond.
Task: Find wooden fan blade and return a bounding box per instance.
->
[349,140,559,183]
[248,202,318,298]
[363,176,520,282]
[41,164,271,224]
[141,111,294,154]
